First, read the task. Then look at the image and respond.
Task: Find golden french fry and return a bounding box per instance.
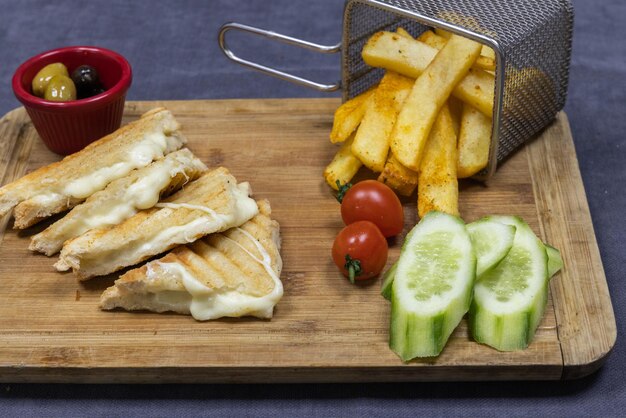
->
[330,87,375,143]
[324,134,362,190]
[417,30,447,50]
[457,103,492,178]
[362,31,437,79]
[418,104,459,218]
[378,153,419,197]
[390,35,482,171]
[351,72,414,173]
[395,27,414,39]
[453,68,494,117]
[420,30,495,72]
[362,31,495,116]
[434,28,452,39]
[447,96,463,139]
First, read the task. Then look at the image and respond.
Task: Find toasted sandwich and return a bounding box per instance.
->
[100,200,283,320]
[0,108,185,229]
[30,148,207,256]
[56,167,259,279]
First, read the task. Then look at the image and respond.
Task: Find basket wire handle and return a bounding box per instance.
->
[218,22,342,92]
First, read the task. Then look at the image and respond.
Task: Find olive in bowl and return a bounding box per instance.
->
[12,46,132,155]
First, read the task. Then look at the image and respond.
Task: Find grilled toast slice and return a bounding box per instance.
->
[100,200,283,320]
[0,108,185,229]
[56,167,259,279]
[30,148,207,256]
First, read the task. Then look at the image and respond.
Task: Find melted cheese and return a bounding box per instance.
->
[99,182,259,272]
[79,157,188,231]
[63,132,168,199]
[155,227,283,320]
[43,155,192,248]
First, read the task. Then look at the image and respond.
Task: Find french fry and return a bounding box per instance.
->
[417,104,459,218]
[351,72,414,173]
[395,27,414,39]
[453,68,494,117]
[362,32,437,79]
[457,103,492,178]
[431,28,494,71]
[390,34,482,171]
[324,134,362,190]
[362,31,495,116]
[434,27,452,39]
[330,87,375,143]
[417,30,447,50]
[420,30,495,72]
[378,153,419,197]
[447,96,463,138]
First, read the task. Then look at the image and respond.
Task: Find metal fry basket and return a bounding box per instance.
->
[219,0,573,179]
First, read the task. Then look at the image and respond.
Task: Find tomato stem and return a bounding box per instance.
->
[344,254,362,284]
[335,181,352,203]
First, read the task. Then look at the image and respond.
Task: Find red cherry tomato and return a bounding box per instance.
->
[332,220,388,283]
[338,180,404,237]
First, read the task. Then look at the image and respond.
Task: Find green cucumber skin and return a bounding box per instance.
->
[470,280,549,351]
[390,294,446,360]
[469,216,549,351]
[389,211,475,361]
[546,244,563,278]
[390,277,475,360]
[381,262,397,301]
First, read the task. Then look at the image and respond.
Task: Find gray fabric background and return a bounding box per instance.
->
[0,0,624,416]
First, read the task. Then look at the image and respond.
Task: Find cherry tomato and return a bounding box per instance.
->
[337,180,404,237]
[332,220,388,283]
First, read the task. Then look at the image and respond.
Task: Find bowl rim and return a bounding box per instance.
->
[12,45,132,111]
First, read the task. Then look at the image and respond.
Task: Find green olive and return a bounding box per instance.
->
[31,62,69,98]
[43,75,76,101]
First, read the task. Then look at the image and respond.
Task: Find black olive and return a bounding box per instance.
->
[71,65,101,98]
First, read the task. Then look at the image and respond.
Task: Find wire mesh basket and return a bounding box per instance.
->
[219,0,574,179]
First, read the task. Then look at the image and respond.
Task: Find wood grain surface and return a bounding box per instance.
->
[0,99,615,383]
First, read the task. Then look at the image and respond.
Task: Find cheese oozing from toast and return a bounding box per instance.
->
[0,108,186,229]
[30,148,207,256]
[100,200,283,320]
[56,167,259,279]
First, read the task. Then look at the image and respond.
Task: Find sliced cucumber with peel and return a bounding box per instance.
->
[469,216,549,351]
[390,211,475,360]
[467,217,516,277]
[381,262,397,301]
[546,244,563,277]
[382,216,515,301]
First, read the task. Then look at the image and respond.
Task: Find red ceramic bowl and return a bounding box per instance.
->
[12,46,132,155]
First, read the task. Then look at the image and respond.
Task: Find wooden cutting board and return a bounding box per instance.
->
[0,99,615,383]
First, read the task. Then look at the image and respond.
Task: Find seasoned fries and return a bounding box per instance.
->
[330,87,375,143]
[417,104,459,217]
[420,30,495,71]
[325,25,496,217]
[362,31,495,116]
[362,32,437,79]
[324,134,362,190]
[457,103,492,178]
[378,154,419,197]
[390,34,482,171]
[451,67,495,117]
[351,72,413,173]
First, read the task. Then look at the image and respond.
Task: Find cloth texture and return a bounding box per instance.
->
[0,0,624,416]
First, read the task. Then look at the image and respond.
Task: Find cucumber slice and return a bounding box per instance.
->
[382,218,514,301]
[546,244,563,277]
[390,211,475,360]
[381,261,397,301]
[467,217,516,277]
[469,216,549,351]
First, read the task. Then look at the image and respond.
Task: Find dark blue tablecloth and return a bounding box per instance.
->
[0,0,624,416]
